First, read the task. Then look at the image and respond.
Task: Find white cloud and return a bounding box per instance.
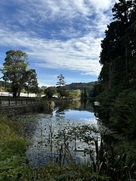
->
[0,0,118,84]
[0,27,101,76]
[89,0,113,11]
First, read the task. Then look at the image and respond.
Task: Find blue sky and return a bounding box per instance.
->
[0,0,118,87]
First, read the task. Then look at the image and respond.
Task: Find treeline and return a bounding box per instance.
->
[44,84,95,100]
[65,82,96,100]
[43,74,95,100]
[94,0,136,139]
[65,82,95,91]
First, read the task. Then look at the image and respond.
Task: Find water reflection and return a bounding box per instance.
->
[54,109,97,125]
[25,100,99,167]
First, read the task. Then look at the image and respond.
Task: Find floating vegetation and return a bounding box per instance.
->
[25,113,99,167]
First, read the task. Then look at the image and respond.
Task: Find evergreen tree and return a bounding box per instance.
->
[56,74,66,98]
[56,74,66,87]
[99,0,134,90]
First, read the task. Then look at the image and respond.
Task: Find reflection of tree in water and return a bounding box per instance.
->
[81,99,87,110]
[74,99,94,112]
[55,100,80,118]
[55,99,94,118]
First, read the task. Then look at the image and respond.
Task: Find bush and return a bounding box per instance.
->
[110,90,136,138]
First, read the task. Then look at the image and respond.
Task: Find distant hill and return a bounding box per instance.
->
[65,82,96,91]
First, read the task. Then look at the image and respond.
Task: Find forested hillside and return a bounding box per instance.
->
[65,82,96,99]
[65,82,95,90]
[94,0,136,138]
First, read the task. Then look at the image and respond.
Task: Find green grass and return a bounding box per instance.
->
[0,115,28,181]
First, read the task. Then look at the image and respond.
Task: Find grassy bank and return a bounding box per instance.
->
[0,115,27,180]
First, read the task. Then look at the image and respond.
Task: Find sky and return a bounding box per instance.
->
[0,0,118,87]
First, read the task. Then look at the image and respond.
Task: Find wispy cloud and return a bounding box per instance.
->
[0,27,101,76]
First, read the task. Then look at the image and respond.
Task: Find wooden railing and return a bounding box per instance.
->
[0,97,41,107]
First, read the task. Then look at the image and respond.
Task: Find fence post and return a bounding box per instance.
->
[8,98,10,106]
[0,98,2,106]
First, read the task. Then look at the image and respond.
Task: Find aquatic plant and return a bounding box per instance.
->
[1,114,136,180]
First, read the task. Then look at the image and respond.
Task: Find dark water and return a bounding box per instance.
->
[23,100,100,167]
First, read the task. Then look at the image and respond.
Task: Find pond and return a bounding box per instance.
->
[23,100,100,167]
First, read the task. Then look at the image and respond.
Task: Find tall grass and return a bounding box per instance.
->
[0,115,28,180]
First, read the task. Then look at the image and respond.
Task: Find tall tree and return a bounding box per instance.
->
[56,74,66,87]
[24,69,39,95]
[100,21,124,88]
[99,0,134,89]
[112,0,133,86]
[56,74,66,98]
[128,0,136,87]
[1,50,38,97]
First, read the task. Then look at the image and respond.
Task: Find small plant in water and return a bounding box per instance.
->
[24,115,136,180]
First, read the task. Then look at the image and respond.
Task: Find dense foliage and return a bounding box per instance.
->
[94,0,136,138]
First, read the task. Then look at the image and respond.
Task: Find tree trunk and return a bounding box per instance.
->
[108,63,112,89]
[12,87,18,98]
[13,91,17,98]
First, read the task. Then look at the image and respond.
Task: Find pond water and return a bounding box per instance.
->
[23,100,100,167]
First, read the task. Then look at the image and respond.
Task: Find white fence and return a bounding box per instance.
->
[0,92,37,97]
